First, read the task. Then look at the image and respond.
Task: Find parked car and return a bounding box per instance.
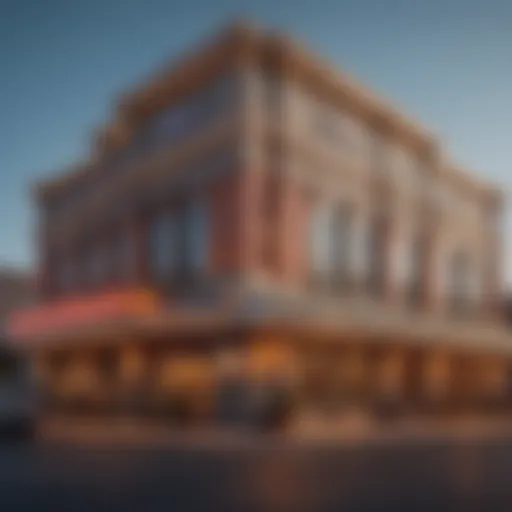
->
[0,335,39,439]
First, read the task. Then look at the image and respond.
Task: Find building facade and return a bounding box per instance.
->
[9,22,512,423]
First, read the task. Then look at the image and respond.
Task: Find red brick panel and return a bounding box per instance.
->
[209,171,245,275]
[280,178,309,287]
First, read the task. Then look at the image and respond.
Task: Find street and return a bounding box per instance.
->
[3,435,512,511]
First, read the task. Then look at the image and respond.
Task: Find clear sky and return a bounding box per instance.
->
[1,0,511,277]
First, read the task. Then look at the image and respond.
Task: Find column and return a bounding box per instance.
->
[482,197,504,321]
[384,204,411,305]
[423,228,447,314]
[237,67,266,277]
[422,352,451,408]
[118,346,147,412]
[375,350,405,402]
[423,148,445,313]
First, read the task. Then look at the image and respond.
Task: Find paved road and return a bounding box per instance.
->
[2,437,512,511]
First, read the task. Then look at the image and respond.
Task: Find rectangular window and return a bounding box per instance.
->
[366,215,387,297]
[183,200,209,276]
[116,230,137,282]
[447,250,475,314]
[331,204,354,291]
[405,232,428,308]
[309,204,334,289]
[149,213,177,281]
[57,257,75,294]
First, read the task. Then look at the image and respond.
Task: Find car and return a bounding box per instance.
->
[0,335,39,440]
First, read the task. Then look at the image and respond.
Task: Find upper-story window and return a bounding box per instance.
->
[310,96,368,155]
[447,249,476,312]
[366,214,387,297]
[266,73,282,111]
[370,130,388,176]
[144,73,236,152]
[414,153,430,189]
[87,244,110,287]
[147,199,210,284]
[115,230,137,282]
[309,203,334,287]
[184,199,209,276]
[149,212,177,280]
[309,201,355,292]
[57,257,76,294]
[484,199,501,234]
[404,231,429,307]
[390,144,413,187]
[331,204,355,289]
[339,113,366,155]
[315,103,339,143]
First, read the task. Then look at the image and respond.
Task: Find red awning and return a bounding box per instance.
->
[7,288,159,339]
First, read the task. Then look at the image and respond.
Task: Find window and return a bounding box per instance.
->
[367,215,387,296]
[370,131,387,176]
[405,232,429,307]
[315,105,339,143]
[447,249,475,312]
[343,114,367,154]
[266,73,281,111]
[331,204,354,290]
[309,202,357,292]
[57,258,75,293]
[149,213,177,280]
[184,200,209,275]
[147,74,236,151]
[309,204,333,287]
[116,231,137,282]
[88,245,109,286]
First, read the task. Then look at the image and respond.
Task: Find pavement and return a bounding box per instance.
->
[37,413,512,449]
[3,414,512,511]
[4,422,512,511]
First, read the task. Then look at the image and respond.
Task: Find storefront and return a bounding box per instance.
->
[8,289,512,427]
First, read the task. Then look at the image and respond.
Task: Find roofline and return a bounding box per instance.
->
[34,18,503,203]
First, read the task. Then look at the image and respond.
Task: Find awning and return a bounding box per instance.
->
[7,288,159,341]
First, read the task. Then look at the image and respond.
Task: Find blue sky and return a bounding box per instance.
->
[1,0,511,277]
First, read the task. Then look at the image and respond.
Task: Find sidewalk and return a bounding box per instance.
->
[38,413,512,449]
